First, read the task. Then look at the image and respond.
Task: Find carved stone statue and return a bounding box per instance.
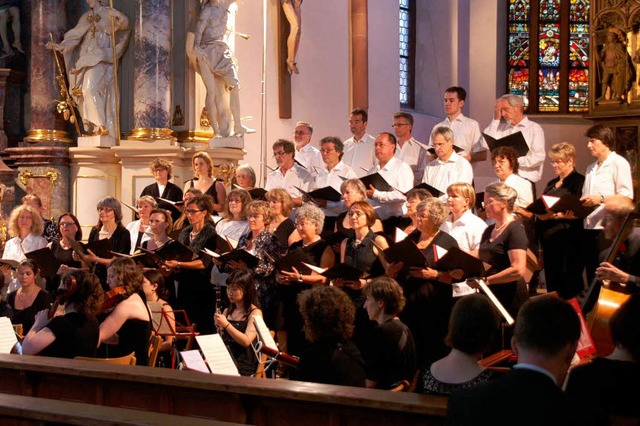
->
[597,28,636,103]
[189,0,249,138]
[47,0,130,140]
[0,0,22,59]
[282,0,302,74]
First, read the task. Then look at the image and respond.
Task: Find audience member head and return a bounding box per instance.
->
[430,126,455,160]
[294,121,313,147]
[349,107,368,138]
[142,269,169,301]
[548,142,576,178]
[585,124,614,149]
[348,200,377,228]
[320,136,344,164]
[491,146,519,177]
[295,203,325,239]
[149,208,173,236]
[272,139,296,169]
[246,200,272,228]
[59,270,104,319]
[499,94,525,125]
[341,179,368,208]
[8,204,44,238]
[185,194,216,226]
[416,198,449,233]
[446,182,476,214]
[602,196,635,240]
[21,194,45,216]
[445,294,500,355]
[484,182,517,214]
[222,188,251,220]
[298,286,355,343]
[374,132,397,162]
[512,296,581,384]
[405,188,433,218]
[17,259,41,288]
[363,277,406,323]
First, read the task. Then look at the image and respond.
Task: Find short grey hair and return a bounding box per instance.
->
[500,94,525,112]
[295,203,325,234]
[416,198,449,228]
[431,126,454,142]
[484,182,517,212]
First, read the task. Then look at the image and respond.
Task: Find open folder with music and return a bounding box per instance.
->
[526,192,596,218]
[253,316,299,367]
[68,237,113,259]
[0,317,18,354]
[25,247,62,278]
[482,131,529,157]
[190,334,240,376]
[201,247,259,269]
[359,172,393,192]
[295,185,342,202]
[302,262,363,281]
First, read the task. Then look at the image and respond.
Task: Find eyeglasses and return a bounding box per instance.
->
[185,209,203,215]
[320,148,336,154]
[294,131,310,136]
[98,207,113,212]
[59,222,76,228]
[349,211,365,218]
[391,123,410,127]
[149,219,166,224]
[273,151,287,157]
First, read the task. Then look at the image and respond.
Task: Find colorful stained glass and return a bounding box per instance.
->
[570,0,589,22]
[569,69,589,112]
[539,0,560,22]
[539,68,560,112]
[509,68,530,98]
[509,24,530,67]
[509,0,529,22]
[539,23,560,67]
[399,0,411,105]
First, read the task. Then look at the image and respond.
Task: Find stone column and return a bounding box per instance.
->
[350,0,368,110]
[24,0,70,144]
[129,0,173,141]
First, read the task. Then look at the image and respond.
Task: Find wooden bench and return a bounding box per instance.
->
[0,354,447,425]
[0,393,242,426]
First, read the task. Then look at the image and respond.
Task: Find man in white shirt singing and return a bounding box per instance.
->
[365,132,414,221]
[264,139,314,206]
[484,94,546,185]
[423,127,473,196]
[393,111,428,185]
[293,121,324,173]
[343,108,376,178]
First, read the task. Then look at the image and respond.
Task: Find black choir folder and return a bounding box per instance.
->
[526,193,596,219]
[482,131,529,157]
[201,247,259,269]
[359,173,392,192]
[25,247,61,277]
[275,250,314,275]
[405,182,444,199]
[68,238,113,259]
[152,240,196,262]
[303,262,363,281]
[296,185,342,202]
[433,247,490,279]
[111,249,162,269]
[382,238,427,268]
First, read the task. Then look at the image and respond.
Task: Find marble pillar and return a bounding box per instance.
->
[0,69,24,150]
[129,0,173,141]
[25,0,70,143]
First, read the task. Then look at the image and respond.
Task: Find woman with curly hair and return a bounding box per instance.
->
[296,285,365,386]
[22,270,104,358]
[98,257,151,365]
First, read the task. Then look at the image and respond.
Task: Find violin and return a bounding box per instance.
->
[101,286,127,313]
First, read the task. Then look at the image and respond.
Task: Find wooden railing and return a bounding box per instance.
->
[0,354,447,425]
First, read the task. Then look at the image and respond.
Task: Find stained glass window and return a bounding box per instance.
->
[507,0,590,113]
[399,0,415,107]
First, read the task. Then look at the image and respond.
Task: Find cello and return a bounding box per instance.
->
[580,202,640,357]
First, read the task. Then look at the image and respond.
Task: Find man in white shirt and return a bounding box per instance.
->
[365,132,414,220]
[484,94,546,184]
[309,136,358,231]
[393,111,428,185]
[264,139,314,206]
[429,86,488,164]
[422,127,473,196]
[293,121,324,173]
[343,108,376,177]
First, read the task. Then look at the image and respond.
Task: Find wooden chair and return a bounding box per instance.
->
[75,352,137,365]
[390,380,410,392]
[148,335,163,367]
[12,324,23,340]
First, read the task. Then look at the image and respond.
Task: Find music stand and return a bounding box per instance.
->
[252,316,279,378]
[150,306,199,369]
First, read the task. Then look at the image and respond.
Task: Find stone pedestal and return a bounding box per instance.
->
[77,135,117,148]
[4,146,70,219]
[208,136,245,150]
[0,68,25,149]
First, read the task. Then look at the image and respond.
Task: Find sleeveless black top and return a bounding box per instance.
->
[223,307,258,376]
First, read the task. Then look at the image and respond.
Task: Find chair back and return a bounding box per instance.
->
[390,380,410,392]
[75,352,137,365]
[148,335,163,367]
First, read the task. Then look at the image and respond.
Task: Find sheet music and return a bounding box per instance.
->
[180,350,211,373]
[0,317,17,354]
[301,262,326,274]
[195,334,239,376]
[147,301,173,335]
[476,279,515,325]
[202,247,220,258]
[395,227,408,243]
[253,316,277,350]
[433,245,448,262]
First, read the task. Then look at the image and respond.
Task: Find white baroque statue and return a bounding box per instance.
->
[189,0,249,138]
[47,0,130,141]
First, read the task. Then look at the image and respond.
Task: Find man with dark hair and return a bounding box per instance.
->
[343,108,376,177]
[392,111,428,185]
[429,86,488,163]
[447,296,600,426]
[484,94,546,184]
[264,139,313,206]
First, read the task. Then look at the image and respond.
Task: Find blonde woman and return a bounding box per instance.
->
[184,151,226,214]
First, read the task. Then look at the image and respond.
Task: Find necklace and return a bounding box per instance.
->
[493,220,512,233]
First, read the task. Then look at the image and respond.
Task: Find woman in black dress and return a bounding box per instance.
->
[81,197,131,290]
[534,142,585,299]
[7,260,51,334]
[23,270,103,359]
[214,270,263,376]
[478,182,528,316]
[47,213,83,294]
[389,198,460,369]
[183,151,226,215]
[266,188,297,248]
[163,194,219,335]
[277,204,335,356]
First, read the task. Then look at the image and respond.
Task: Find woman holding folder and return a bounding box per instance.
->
[46,213,84,293]
[534,142,585,299]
